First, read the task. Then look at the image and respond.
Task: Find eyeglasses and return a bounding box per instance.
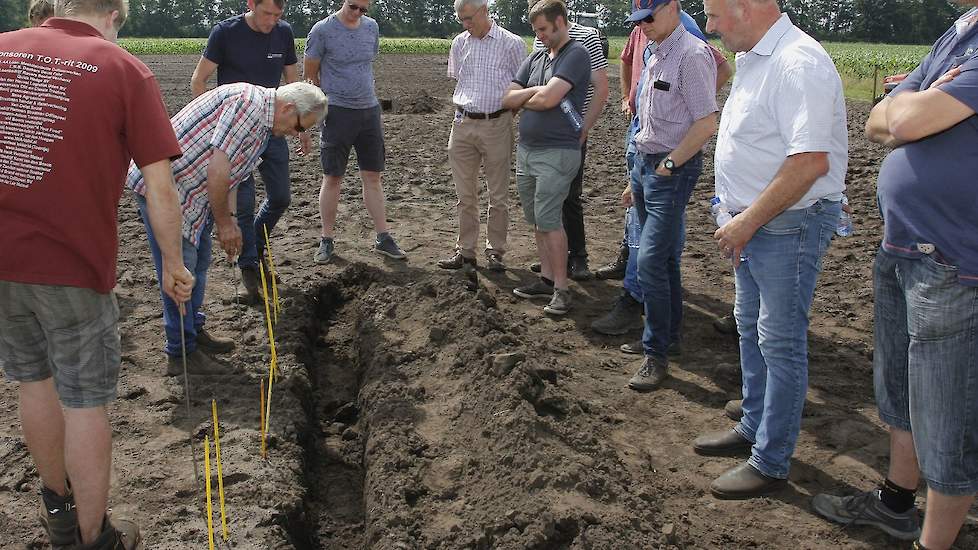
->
[294,113,308,133]
[347,2,368,14]
[457,6,485,23]
[633,0,672,26]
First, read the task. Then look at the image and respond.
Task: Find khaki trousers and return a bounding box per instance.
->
[447,111,514,258]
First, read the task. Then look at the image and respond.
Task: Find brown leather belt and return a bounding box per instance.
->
[456,108,507,120]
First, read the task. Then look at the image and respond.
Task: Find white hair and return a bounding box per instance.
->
[455,0,488,12]
[277,82,328,124]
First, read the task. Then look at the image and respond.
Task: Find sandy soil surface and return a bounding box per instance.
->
[1,54,975,549]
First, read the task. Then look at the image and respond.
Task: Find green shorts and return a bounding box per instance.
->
[0,281,120,408]
[515,145,581,232]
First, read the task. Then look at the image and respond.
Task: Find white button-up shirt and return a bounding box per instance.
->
[714,14,847,211]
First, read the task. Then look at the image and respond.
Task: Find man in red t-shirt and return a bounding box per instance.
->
[0,1,192,548]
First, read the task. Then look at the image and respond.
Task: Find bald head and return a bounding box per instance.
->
[704,0,781,53]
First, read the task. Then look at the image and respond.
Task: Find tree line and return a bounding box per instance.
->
[0,0,967,45]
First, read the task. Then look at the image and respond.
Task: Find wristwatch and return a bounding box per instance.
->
[663,157,677,171]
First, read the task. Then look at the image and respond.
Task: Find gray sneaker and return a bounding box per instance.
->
[812,489,921,541]
[543,288,572,315]
[628,356,669,391]
[315,237,334,264]
[375,233,406,259]
[513,279,554,299]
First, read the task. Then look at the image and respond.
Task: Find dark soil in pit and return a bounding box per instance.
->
[1,54,976,549]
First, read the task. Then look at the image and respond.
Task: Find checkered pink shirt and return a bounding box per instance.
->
[635,25,718,154]
[448,22,526,114]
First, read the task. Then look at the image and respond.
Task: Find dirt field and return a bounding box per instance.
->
[1,53,976,549]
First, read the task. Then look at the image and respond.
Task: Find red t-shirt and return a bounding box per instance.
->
[0,19,181,293]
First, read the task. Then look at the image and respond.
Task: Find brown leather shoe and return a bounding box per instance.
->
[725,399,744,421]
[693,429,753,456]
[710,462,786,500]
[166,350,233,377]
[437,252,476,270]
[196,327,235,354]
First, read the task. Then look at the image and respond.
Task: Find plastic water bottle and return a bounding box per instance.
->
[710,196,747,262]
[625,206,641,249]
[559,98,584,134]
[710,196,732,227]
[836,195,853,237]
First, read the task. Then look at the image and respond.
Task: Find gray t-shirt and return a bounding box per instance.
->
[305,14,379,109]
[513,40,591,149]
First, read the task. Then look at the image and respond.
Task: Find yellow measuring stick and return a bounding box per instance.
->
[257,261,278,376]
[204,436,215,550]
[262,224,281,324]
[260,378,266,458]
[264,361,275,454]
[211,401,229,541]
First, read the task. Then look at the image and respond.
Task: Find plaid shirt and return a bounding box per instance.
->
[448,22,526,114]
[127,83,274,245]
[635,24,718,154]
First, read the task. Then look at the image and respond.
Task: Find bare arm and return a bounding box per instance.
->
[283,63,299,85]
[887,84,974,142]
[716,60,733,92]
[205,149,242,259]
[304,57,321,86]
[524,77,573,111]
[502,82,540,110]
[190,56,218,98]
[661,113,717,169]
[713,152,830,266]
[140,160,194,306]
[582,67,609,135]
[865,96,903,147]
[620,62,633,114]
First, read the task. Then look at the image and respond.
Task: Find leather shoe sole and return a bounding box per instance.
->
[710,462,786,500]
[693,429,753,457]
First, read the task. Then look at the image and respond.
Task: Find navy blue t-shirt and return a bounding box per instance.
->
[878,8,978,285]
[202,14,298,88]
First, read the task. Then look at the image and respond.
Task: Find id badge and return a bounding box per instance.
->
[454,110,464,123]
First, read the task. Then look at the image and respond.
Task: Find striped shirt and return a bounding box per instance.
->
[449,22,526,114]
[127,83,274,245]
[533,23,607,113]
[635,24,718,154]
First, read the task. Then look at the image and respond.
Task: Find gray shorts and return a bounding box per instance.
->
[320,104,386,175]
[515,145,581,231]
[0,281,121,408]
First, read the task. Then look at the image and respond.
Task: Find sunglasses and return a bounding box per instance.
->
[347,2,368,14]
[633,0,672,26]
[294,113,308,133]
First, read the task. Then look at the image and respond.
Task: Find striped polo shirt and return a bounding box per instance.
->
[127,83,274,245]
[533,23,608,113]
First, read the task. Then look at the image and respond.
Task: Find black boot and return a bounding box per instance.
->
[595,242,629,280]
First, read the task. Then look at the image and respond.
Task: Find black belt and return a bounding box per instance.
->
[456,108,507,120]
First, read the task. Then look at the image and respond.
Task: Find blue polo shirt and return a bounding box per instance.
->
[202,14,298,88]
[877,8,978,285]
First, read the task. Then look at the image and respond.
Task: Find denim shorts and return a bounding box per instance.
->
[874,248,978,495]
[0,280,121,408]
[515,145,581,232]
[320,104,385,175]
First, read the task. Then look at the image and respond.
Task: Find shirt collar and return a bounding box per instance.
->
[41,18,104,38]
[654,23,688,60]
[750,13,792,57]
[955,8,978,36]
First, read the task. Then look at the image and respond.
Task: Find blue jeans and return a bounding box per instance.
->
[237,136,290,270]
[136,195,212,357]
[630,151,702,359]
[874,248,978,495]
[732,199,840,479]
